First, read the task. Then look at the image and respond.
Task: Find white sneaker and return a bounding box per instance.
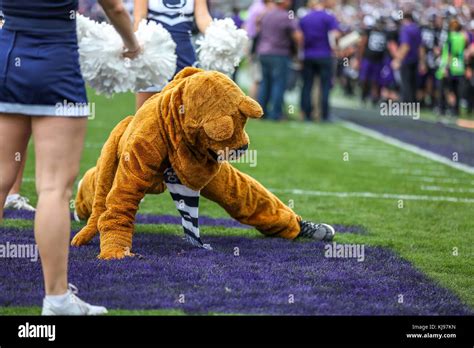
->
[41,284,108,316]
[4,194,36,211]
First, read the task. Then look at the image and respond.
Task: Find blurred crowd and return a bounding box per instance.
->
[334,0,474,119]
[243,0,474,121]
[11,0,471,121]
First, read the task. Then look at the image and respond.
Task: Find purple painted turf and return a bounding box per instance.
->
[2,210,367,234]
[336,107,474,166]
[0,226,471,315]
[2,210,249,229]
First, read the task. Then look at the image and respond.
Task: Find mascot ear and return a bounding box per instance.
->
[160,67,204,95]
[239,96,263,119]
[173,67,204,81]
[203,116,234,141]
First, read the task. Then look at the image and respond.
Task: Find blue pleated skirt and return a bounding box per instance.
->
[0,27,89,117]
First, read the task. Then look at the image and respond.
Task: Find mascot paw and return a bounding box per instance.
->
[98,247,135,260]
[71,226,98,246]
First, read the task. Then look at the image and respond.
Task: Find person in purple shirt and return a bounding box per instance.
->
[231,7,244,29]
[391,11,422,103]
[256,0,303,120]
[243,0,272,100]
[299,0,341,121]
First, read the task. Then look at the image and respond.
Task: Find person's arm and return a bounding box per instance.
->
[391,43,409,70]
[133,0,148,32]
[327,15,342,54]
[98,0,140,58]
[396,43,410,61]
[419,45,427,73]
[357,33,368,62]
[466,43,474,80]
[387,39,398,57]
[194,0,212,33]
[292,29,304,53]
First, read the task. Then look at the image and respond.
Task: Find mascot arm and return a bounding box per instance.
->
[97,135,164,259]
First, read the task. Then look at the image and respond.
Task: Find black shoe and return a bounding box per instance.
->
[298,220,335,241]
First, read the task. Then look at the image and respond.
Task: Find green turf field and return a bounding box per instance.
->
[2,87,473,315]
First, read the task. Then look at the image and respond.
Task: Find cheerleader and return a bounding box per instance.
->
[0,0,140,315]
[133,0,212,109]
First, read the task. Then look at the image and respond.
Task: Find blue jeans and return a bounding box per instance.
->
[258,54,290,120]
[300,57,333,120]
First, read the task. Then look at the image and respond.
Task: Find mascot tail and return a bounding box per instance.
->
[71,116,134,246]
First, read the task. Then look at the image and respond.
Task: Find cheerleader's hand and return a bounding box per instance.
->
[123,44,142,59]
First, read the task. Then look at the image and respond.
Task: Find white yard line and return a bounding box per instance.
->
[405,176,474,185]
[391,169,450,177]
[270,188,474,203]
[21,178,35,182]
[341,121,474,175]
[84,143,105,149]
[420,185,474,194]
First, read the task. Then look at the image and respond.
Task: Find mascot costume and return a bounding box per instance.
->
[71,68,335,259]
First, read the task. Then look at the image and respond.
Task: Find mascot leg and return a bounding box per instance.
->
[71,116,134,247]
[163,167,211,249]
[201,163,301,239]
[74,167,97,221]
[97,141,163,260]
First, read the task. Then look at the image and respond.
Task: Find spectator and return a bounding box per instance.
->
[466,24,474,115]
[358,16,387,106]
[299,0,341,122]
[437,18,469,116]
[391,11,422,103]
[418,13,439,108]
[231,7,244,29]
[257,0,303,120]
[243,0,272,100]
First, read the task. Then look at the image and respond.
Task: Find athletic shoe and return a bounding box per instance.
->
[4,194,35,211]
[298,221,335,241]
[42,284,108,316]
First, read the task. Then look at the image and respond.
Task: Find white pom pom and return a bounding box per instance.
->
[196,18,249,75]
[76,14,133,96]
[76,14,177,96]
[133,20,177,92]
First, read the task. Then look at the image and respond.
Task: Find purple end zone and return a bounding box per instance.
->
[2,210,366,234]
[2,210,251,229]
[0,227,471,315]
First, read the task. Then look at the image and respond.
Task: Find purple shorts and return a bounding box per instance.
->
[417,69,435,89]
[359,58,383,84]
[380,57,396,89]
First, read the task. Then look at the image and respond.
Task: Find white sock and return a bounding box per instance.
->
[45,291,70,306]
[6,193,20,203]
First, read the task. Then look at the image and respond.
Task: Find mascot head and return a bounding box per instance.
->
[164,67,263,163]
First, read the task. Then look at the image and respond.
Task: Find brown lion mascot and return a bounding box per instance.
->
[71,67,335,259]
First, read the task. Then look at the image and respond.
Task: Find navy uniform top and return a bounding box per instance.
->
[0,0,78,32]
[363,28,387,62]
[148,0,194,35]
[147,0,197,72]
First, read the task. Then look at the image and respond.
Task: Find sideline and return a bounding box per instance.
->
[341,121,474,175]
